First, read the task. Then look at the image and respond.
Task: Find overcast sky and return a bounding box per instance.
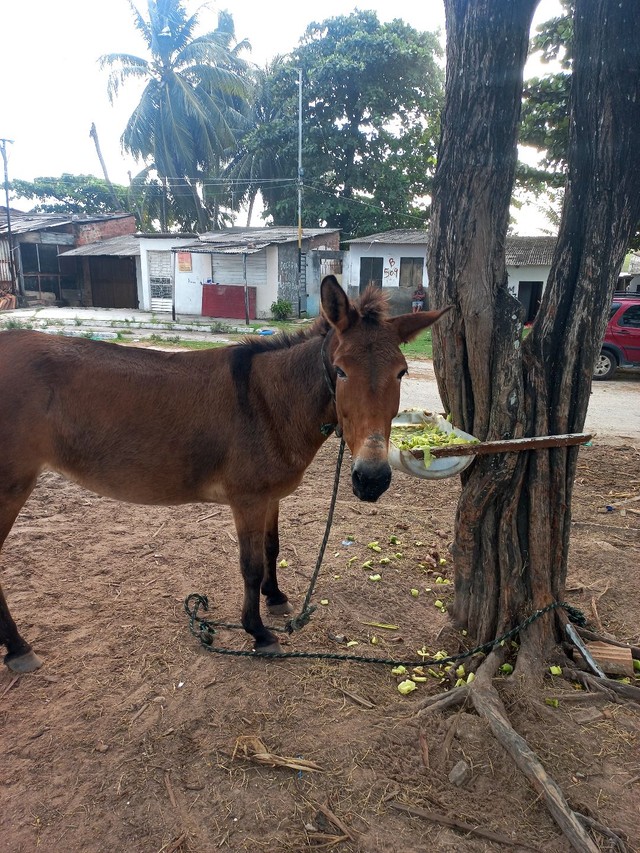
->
[1,0,561,231]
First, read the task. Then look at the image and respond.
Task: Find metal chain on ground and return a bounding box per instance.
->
[183,594,586,668]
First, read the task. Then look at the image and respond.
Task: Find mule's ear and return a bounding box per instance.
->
[391,305,453,344]
[321,275,358,332]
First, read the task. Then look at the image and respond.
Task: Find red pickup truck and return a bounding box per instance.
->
[593,296,640,380]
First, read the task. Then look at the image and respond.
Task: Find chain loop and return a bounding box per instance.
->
[183,594,585,668]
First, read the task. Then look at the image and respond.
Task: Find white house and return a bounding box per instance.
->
[61,226,343,319]
[346,230,557,321]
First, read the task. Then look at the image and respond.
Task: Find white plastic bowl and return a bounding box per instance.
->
[388,409,477,480]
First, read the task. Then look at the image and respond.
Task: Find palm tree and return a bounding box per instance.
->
[101,0,252,230]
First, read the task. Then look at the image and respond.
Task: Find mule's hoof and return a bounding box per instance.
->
[267,601,293,616]
[5,650,44,673]
[254,640,284,655]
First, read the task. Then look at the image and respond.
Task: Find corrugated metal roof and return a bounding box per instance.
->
[177,243,263,255]
[60,235,141,257]
[348,229,557,265]
[0,210,133,236]
[197,226,339,248]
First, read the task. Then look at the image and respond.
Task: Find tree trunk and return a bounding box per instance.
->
[427,0,640,664]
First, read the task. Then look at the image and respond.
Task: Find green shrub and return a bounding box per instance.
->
[271,299,292,321]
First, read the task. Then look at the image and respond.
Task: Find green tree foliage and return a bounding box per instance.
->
[230,11,443,239]
[225,58,300,226]
[11,175,130,216]
[519,0,639,249]
[519,0,572,185]
[11,173,176,232]
[101,0,251,231]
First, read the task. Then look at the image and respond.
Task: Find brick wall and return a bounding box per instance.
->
[74,215,137,246]
[309,232,340,251]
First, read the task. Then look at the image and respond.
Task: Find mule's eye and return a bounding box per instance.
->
[335,366,347,379]
[398,368,408,380]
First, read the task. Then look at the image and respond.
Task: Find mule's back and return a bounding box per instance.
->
[1,330,243,505]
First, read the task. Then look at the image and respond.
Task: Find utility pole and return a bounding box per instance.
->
[296,68,304,316]
[0,137,18,297]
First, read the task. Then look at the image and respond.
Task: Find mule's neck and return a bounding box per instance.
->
[256,332,338,449]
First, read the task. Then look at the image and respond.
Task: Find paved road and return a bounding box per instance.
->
[401,360,640,446]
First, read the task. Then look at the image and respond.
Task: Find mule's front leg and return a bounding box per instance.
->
[232,503,282,653]
[261,500,292,616]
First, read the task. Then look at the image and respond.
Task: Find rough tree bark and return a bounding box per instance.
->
[427,0,640,668]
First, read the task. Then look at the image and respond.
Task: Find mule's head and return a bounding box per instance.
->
[320,275,451,502]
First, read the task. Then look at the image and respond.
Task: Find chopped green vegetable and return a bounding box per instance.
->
[390,422,477,468]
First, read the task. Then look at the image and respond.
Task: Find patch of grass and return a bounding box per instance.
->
[400,329,433,359]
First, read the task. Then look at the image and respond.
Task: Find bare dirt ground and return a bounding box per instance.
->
[1,437,639,852]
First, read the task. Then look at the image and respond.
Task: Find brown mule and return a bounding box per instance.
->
[0,275,449,668]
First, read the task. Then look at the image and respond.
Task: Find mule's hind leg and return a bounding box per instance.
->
[261,500,292,616]
[231,501,282,653]
[0,475,42,673]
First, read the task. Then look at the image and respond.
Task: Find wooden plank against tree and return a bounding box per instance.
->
[407,433,592,460]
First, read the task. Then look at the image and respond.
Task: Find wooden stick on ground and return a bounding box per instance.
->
[576,628,640,660]
[388,801,540,851]
[469,655,599,853]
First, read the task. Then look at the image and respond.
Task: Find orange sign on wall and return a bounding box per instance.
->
[177,252,192,272]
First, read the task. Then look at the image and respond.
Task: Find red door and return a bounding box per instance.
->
[201,284,257,320]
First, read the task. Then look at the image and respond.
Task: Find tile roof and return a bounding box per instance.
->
[346,229,429,245]
[505,236,556,266]
[348,229,557,265]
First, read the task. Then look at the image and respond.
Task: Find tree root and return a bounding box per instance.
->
[417,685,468,715]
[565,668,640,705]
[575,812,629,853]
[420,651,602,853]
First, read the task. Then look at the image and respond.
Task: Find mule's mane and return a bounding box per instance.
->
[237,317,329,355]
[237,286,391,356]
[357,285,391,323]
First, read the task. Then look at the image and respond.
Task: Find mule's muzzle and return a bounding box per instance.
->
[351,458,392,502]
